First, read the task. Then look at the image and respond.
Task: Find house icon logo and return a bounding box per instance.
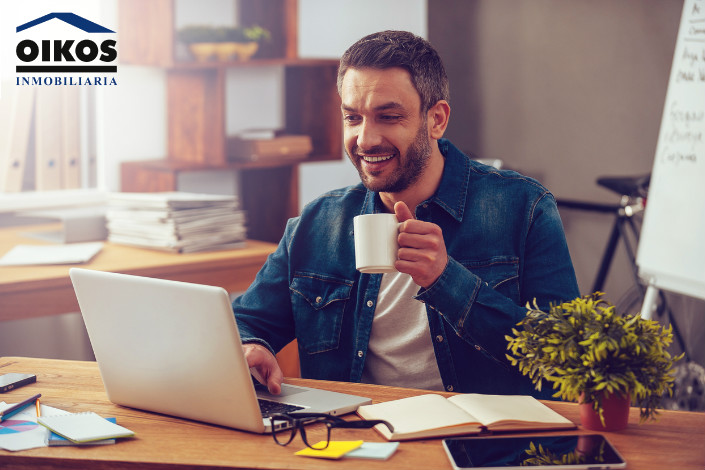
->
[15,12,117,83]
[17,13,115,34]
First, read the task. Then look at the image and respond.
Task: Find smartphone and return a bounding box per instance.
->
[443,434,627,470]
[0,373,37,393]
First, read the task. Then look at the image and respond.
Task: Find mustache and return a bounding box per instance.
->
[351,145,398,158]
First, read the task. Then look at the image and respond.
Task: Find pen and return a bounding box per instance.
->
[0,393,41,422]
[36,397,41,417]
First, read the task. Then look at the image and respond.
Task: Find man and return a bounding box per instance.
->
[233,31,579,398]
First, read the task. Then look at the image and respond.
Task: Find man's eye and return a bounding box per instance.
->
[380,115,402,122]
[344,115,361,124]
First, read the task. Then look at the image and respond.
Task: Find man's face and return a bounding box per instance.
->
[340,67,432,193]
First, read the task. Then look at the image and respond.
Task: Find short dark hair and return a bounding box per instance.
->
[337,30,450,113]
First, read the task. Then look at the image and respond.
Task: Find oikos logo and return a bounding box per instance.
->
[15,12,117,86]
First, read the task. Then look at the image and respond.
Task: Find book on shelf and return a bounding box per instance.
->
[106,192,247,253]
[227,134,313,162]
[236,128,279,140]
[356,393,576,441]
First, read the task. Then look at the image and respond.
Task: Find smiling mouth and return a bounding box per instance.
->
[360,154,394,163]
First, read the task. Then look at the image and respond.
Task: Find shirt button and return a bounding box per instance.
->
[436,335,444,343]
[366,300,374,308]
[357,350,364,358]
[315,296,323,304]
[446,385,454,392]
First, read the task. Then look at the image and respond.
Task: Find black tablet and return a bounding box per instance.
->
[442,434,627,470]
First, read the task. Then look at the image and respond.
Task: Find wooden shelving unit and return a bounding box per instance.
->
[117,0,343,243]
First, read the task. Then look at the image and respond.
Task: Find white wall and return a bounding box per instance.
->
[99,65,168,191]
[97,1,167,192]
[298,0,427,59]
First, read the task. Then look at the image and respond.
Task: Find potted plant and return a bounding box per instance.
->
[177,25,270,62]
[505,293,682,431]
[215,25,271,61]
[176,25,224,61]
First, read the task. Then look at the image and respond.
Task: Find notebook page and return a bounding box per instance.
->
[448,394,572,427]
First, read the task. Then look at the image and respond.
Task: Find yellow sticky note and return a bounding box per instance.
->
[295,440,364,459]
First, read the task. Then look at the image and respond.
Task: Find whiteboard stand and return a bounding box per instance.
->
[637,278,689,358]
[639,280,660,320]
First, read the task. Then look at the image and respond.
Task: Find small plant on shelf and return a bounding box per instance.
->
[176,25,225,45]
[222,25,271,43]
[505,292,682,429]
[177,25,271,61]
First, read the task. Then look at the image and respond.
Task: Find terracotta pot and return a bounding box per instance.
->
[188,43,218,61]
[214,42,239,61]
[233,41,259,61]
[579,391,630,431]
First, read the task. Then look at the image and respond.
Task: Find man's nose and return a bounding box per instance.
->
[356,119,383,151]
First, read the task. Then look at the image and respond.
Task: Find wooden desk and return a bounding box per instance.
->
[0,224,277,322]
[0,357,703,470]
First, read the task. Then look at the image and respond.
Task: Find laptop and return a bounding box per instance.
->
[69,268,371,433]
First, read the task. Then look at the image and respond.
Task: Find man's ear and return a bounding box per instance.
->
[427,100,451,140]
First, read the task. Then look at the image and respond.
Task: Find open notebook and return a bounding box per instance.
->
[357,393,575,441]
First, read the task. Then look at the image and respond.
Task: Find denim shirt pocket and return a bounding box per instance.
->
[459,256,520,303]
[289,272,353,354]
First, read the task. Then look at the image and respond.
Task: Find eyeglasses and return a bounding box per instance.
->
[269,412,394,450]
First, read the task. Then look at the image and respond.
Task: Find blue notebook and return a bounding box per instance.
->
[39,412,134,443]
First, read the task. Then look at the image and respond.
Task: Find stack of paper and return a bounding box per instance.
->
[106,192,247,253]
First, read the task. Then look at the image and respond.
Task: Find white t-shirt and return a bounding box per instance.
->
[360,271,445,391]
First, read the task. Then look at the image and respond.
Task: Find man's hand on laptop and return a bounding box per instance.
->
[243,343,283,395]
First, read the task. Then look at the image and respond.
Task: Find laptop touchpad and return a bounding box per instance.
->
[255,382,307,399]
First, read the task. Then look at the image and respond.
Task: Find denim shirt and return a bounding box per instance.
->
[233,139,579,398]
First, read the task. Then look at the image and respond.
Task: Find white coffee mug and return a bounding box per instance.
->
[353,213,400,273]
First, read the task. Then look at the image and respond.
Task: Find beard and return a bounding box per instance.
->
[348,119,432,193]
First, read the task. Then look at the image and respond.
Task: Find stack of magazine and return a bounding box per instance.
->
[106,192,247,253]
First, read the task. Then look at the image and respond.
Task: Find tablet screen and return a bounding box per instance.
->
[443,434,626,470]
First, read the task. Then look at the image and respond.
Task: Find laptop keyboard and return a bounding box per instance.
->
[258,398,305,417]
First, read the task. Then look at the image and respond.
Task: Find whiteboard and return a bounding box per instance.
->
[637,0,705,301]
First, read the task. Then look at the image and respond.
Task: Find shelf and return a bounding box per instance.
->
[117,0,343,243]
[161,61,341,166]
[118,0,299,66]
[123,57,342,70]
